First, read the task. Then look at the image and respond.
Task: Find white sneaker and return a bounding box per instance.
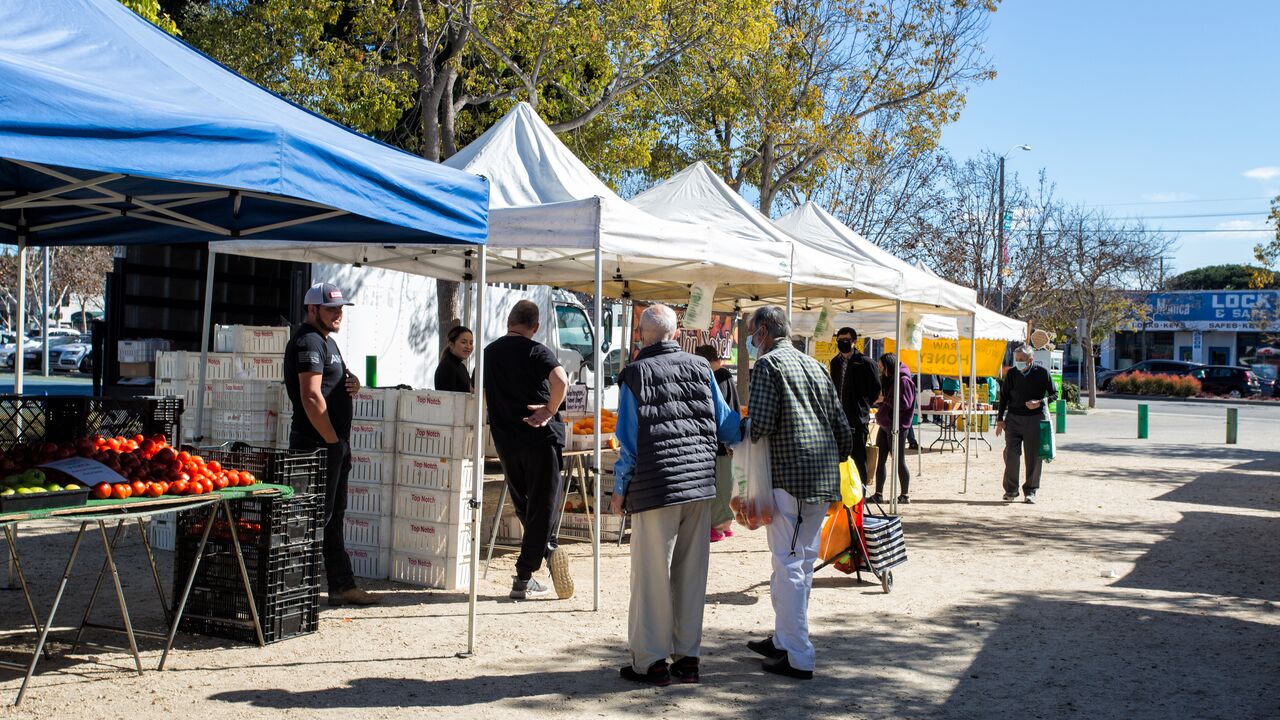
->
[510,576,552,600]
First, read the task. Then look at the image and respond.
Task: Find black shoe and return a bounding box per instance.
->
[867,494,885,505]
[510,576,552,600]
[620,660,672,686]
[897,495,910,504]
[1002,494,1017,502]
[762,655,813,680]
[1024,493,1037,504]
[747,636,787,659]
[907,442,920,450]
[670,656,700,684]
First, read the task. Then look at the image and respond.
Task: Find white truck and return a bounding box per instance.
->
[311,264,621,407]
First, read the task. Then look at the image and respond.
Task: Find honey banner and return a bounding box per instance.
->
[884,337,1006,377]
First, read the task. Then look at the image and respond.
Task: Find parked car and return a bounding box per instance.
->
[51,335,93,373]
[1184,366,1261,398]
[1098,359,1203,391]
[6,335,83,370]
[0,337,41,368]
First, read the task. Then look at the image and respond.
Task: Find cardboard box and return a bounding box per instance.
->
[119,361,153,378]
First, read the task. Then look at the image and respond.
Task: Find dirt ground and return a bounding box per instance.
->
[0,402,1277,719]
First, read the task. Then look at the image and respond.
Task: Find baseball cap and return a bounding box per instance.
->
[303,282,354,307]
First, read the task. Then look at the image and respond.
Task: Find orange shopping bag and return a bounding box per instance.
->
[818,501,863,564]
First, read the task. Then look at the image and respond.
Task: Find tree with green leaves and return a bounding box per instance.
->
[120,0,179,33]
[1166,264,1279,291]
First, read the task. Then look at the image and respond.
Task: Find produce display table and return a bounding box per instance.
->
[0,483,293,706]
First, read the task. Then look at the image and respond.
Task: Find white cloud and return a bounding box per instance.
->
[1200,218,1273,241]
[1243,166,1280,181]
[1140,191,1196,203]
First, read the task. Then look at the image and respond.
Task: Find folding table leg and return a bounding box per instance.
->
[136,517,171,621]
[15,521,89,707]
[483,482,510,579]
[3,525,46,656]
[96,520,143,676]
[220,500,264,647]
[70,520,127,653]
[158,502,217,671]
[6,524,16,590]
[575,458,596,546]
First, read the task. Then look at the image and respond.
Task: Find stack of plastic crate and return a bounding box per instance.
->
[341,388,399,580]
[154,351,214,441]
[390,389,477,591]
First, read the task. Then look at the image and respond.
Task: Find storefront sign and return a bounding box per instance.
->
[1142,290,1280,331]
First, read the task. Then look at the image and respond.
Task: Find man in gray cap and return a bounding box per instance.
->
[995,345,1058,504]
[284,282,378,606]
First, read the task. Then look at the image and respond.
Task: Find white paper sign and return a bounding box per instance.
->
[683,282,715,332]
[38,457,127,486]
[566,384,589,414]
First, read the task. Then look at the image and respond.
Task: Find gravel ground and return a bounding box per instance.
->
[0,404,1276,719]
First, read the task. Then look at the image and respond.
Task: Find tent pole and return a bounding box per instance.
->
[41,246,50,376]
[15,234,26,394]
[890,301,901,513]
[466,249,487,656]
[195,248,216,442]
[785,282,793,325]
[593,245,603,613]
[957,334,967,493]
[968,314,978,485]
[916,352,922,477]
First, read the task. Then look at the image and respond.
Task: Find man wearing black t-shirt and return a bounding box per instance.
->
[996,345,1059,504]
[484,299,573,600]
[284,282,378,607]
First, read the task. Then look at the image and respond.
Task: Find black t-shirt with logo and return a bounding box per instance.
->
[483,335,564,449]
[283,323,353,443]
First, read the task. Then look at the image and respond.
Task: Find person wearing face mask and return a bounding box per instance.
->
[995,345,1058,504]
[827,327,880,487]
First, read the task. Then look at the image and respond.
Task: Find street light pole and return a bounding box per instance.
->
[996,144,1031,313]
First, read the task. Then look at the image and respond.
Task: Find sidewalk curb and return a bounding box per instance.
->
[1099,393,1278,407]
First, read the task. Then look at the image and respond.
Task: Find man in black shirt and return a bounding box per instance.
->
[828,327,881,485]
[995,345,1058,504]
[284,282,377,606]
[484,299,573,600]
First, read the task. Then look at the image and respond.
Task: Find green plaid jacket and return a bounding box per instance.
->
[748,342,854,503]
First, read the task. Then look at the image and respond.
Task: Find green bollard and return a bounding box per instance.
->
[365,355,377,388]
[1055,399,1066,434]
[1226,408,1238,444]
[1137,404,1149,439]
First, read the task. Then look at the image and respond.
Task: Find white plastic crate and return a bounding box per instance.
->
[567,432,614,452]
[396,389,477,426]
[348,450,394,485]
[390,549,470,591]
[119,338,172,363]
[345,543,390,580]
[179,412,212,442]
[343,511,392,549]
[350,420,396,452]
[393,455,474,492]
[352,388,399,422]
[214,325,289,355]
[211,380,281,412]
[559,511,625,541]
[396,421,475,459]
[347,481,394,517]
[146,512,177,551]
[211,410,277,443]
[203,352,238,380]
[392,485,470,526]
[276,412,292,448]
[391,517,472,557]
[157,350,222,381]
[155,378,212,410]
[232,354,284,381]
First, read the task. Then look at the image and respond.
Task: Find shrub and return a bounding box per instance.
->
[1173,375,1201,397]
[1110,373,1134,394]
[1063,381,1081,405]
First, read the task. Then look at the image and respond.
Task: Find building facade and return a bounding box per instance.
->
[1100,289,1280,370]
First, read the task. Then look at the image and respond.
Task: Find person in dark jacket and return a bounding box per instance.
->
[828,327,880,485]
[434,325,473,392]
[996,345,1058,503]
[871,352,916,504]
[612,305,741,686]
[694,345,741,542]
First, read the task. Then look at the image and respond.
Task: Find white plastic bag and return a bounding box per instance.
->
[730,421,774,529]
[683,281,715,332]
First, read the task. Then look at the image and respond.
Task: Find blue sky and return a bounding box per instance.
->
[940,1,1279,277]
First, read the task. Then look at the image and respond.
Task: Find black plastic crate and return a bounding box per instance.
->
[177,493,322,550]
[193,443,324,495]
[0,395,182,450]
[175,536,321,601]
[177,584,318,644]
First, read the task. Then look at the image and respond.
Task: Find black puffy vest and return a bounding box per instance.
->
[619,341,718,514]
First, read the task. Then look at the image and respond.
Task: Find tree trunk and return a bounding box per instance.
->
[757,134,777,214]
[1083,326,1097,409]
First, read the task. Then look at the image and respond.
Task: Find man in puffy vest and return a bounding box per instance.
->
[612,304,742,686]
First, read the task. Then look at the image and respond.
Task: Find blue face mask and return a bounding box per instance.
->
[747,330,763,360]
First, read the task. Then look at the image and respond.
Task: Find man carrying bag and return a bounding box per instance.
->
[995,345,1058,504]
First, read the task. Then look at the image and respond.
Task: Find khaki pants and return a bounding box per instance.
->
[628,500,712,672]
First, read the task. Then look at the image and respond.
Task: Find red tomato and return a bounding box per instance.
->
[213,475,229,491]
[242,472,257,486]
[145,483,164,498]
[207,460,222,473]
[158,481,170,495]
[177,451,191,463]
[111,483,132,500]
[128,480,145,497]
[92,482,112,499]
[171,480,189,495]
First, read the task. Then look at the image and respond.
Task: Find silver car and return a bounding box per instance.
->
[52,337,93,373]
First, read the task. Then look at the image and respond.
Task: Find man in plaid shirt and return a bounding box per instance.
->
[745,305,852,680]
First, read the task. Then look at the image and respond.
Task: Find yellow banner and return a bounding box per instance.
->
[811,338,870,367]
[884,338,1006,377]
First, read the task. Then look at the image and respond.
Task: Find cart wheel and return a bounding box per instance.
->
[881,571,893,594]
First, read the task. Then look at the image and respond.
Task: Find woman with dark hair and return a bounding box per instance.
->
[434,325,474,392]
[694,344,740,542]
[871,352,915,504]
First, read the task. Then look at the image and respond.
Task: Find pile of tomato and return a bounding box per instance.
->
[82,434,258,500]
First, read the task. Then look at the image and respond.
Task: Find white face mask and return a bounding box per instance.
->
[1021,358,1034,371]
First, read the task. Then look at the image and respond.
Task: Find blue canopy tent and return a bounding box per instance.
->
[0,0,494,652]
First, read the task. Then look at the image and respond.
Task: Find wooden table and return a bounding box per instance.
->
[0,484,292,706]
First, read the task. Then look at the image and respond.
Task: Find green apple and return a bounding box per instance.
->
[29,486,46,493]
[15,487,32,495]
[61,483,80,491]
[22,469,45,485]
[0,488,14,496]
[46,484,63,492]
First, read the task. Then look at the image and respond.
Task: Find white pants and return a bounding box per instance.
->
[628,500,712,672]
[767,488,828,671]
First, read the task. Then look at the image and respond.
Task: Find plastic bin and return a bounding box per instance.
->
[343,511,392,549]
[211,380,281,412]
[348,450,394,486]
[391,517,471,559]
[393,454,474,492]
[232,354,285,382]
[395,421,474,459]
[390,550,470,591]
[345,542,390,580]
[392,485,470,526]
[352,388,399,422]
[347,481,393,516]
[396,389,476,426]
[214,325,289,355]
[349,420,396,453]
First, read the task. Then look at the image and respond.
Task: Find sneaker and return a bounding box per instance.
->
[1002,494,1017,502]
[710,528,726,543]
[1024,493,1037,504]
[510,576,553,600]
[897,495,910,504]
[762,655,813,680]
[670,656,700,684]
[620,660,672,686]
[747,636,787,659]
[327,587,380,607]
[547,547,574,599]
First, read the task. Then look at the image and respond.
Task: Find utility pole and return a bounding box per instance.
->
[997,156,1006,313]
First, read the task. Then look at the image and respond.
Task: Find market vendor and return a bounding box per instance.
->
[283,282,379,607]
[434,324,474,392]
